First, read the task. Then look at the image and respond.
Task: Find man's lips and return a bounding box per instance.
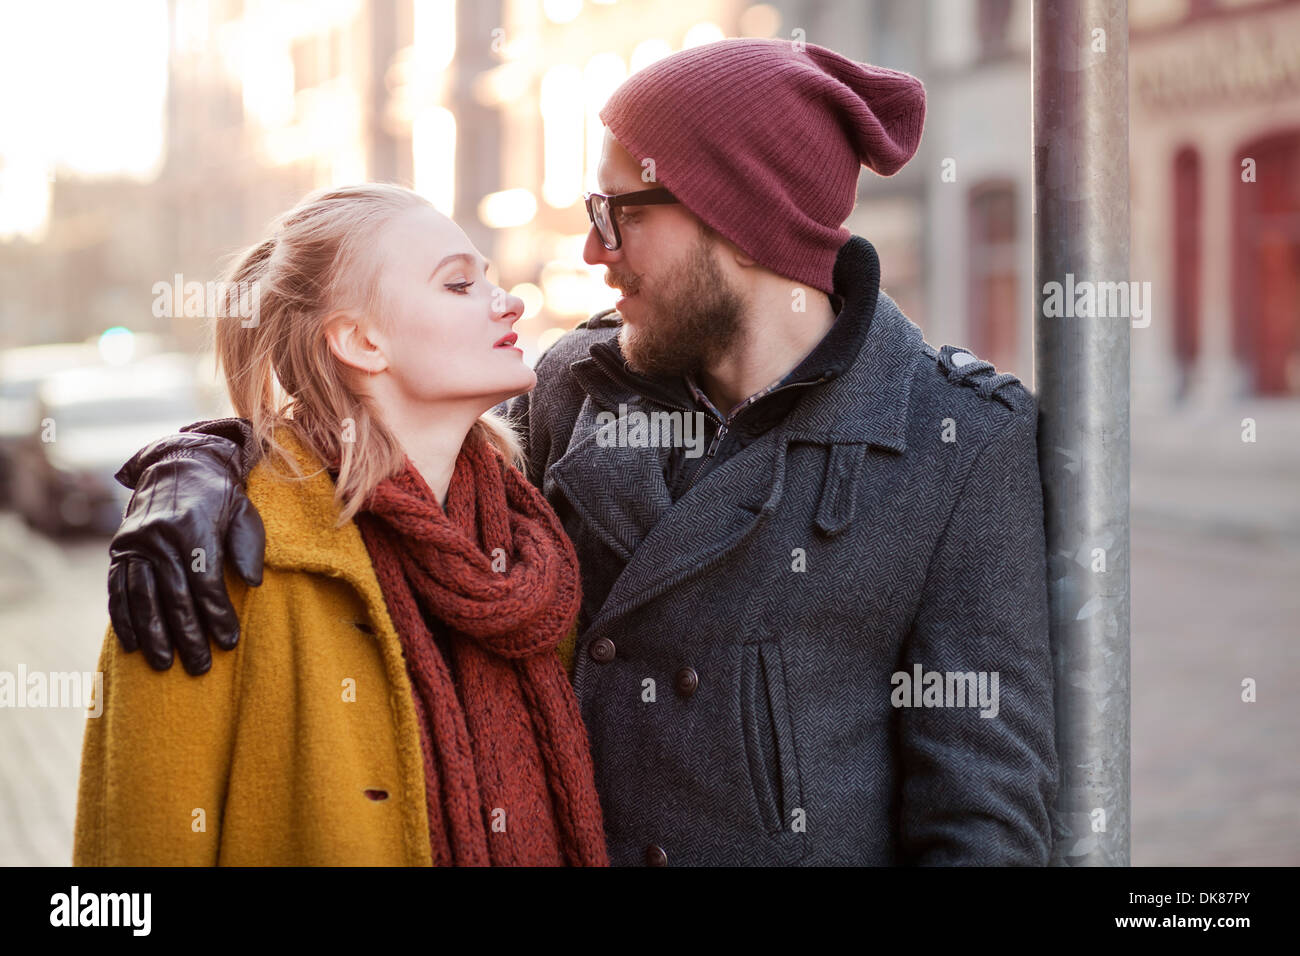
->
[607,276,638,297]
[493,332,519,349]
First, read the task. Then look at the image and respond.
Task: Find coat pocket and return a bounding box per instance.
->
[739,642,801,836]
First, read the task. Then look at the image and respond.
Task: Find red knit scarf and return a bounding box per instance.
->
[354,428,607,866]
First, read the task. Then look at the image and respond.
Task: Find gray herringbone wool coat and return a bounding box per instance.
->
[509,236,1058,866]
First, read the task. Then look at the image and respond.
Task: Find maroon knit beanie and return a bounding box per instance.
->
[598,38,926,296]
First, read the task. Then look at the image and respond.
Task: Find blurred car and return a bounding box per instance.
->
[0,333,170,506]
[9,353,207,536]
[0,342,104,504]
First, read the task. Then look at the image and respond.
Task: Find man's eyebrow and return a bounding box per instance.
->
[431,253,491,278]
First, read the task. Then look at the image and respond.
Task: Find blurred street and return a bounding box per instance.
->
[0,516,111,866]
[1,392,1297,866]
[1130,396,1300,866]
[1131,521,1300,866]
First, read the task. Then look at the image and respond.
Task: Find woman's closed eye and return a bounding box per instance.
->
[445,281,474,294]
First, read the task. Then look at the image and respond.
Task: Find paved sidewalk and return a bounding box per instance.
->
[1131,519,1300,865]
[0,517,111,867]
[1132,395,1300,545]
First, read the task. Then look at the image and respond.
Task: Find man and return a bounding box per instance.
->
[105,39,1058,865]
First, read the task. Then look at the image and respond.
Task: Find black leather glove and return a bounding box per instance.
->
[107,418,264,675]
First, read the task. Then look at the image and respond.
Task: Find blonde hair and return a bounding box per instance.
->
[213,183,523,527]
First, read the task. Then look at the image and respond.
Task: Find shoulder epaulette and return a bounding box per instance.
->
[931,344,1030,411]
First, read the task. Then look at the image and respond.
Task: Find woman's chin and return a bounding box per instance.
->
[490,363,537,403]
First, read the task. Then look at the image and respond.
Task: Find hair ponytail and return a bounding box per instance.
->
[214,235,278,421]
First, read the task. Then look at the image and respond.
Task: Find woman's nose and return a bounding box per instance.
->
[493,288,524,321]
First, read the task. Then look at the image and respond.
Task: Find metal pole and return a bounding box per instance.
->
[1032,0,1132,866]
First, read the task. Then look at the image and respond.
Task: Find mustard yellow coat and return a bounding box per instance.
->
[73,427,577,866]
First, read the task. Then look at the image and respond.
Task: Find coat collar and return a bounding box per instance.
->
[245,426,382,592]
[569,235,924,452]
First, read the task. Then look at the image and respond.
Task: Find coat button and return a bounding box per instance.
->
[950,350,976,367]
[645,844,667,866]
[589,637,616,663]
[674,666,699,697]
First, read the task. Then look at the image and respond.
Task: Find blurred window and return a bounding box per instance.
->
[977,0,1012,60]
[293,35,319,91]
[967,181,1020,376]
[1172,146,1201,396]
[1233,129,1300,394]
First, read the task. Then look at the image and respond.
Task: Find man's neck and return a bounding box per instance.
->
[695,289,838,414]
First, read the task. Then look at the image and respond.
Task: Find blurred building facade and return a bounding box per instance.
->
[0,0,418,351]
[920,0,1033,380]
[923,0,1300,402]
[0,178,158,346]
[1129,0,1300,404]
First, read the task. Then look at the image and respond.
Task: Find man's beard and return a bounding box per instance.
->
[615,234,747,380]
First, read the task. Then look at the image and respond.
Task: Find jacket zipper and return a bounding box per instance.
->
[590,344,833,497]
[676,376,830,497]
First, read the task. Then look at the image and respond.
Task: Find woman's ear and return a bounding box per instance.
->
[324,311,388,376]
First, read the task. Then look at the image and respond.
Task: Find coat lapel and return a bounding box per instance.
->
[542,407,674,563]
[589,427,790,628]
[542,339,706,562]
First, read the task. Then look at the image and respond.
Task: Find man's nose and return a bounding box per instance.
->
[583,226,621,265]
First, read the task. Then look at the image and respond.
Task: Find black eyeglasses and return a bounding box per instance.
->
[583,187,679,251]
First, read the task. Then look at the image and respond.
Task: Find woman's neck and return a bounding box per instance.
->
[378,399,484,508]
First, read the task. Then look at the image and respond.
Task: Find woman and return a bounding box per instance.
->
[74,184,607,866]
